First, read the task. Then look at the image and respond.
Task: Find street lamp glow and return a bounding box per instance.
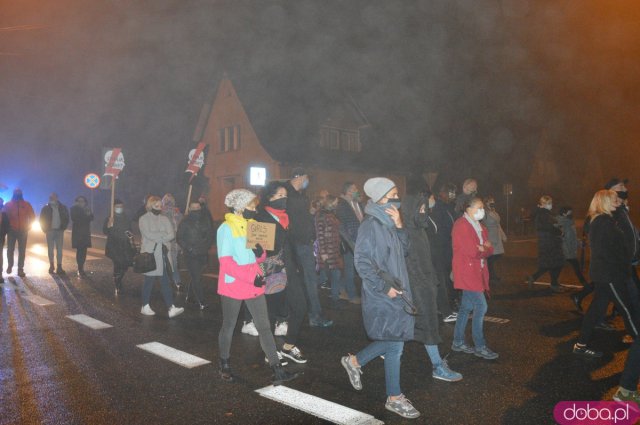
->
[250,166,266,186]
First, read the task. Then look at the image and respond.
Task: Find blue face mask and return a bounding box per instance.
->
[301,179,309,190]
[384,198,401,209]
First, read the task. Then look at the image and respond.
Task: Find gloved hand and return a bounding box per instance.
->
[252,243,264,258]
[254,274,265,287]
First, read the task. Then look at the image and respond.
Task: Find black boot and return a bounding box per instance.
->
[49,263,55,274]
[219,358,235,382]
[114,277,123,295]
[271,364,298,386]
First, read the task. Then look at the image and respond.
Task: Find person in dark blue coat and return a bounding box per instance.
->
[340,177,420,420]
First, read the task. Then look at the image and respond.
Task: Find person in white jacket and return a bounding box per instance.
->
[139,196,184,318]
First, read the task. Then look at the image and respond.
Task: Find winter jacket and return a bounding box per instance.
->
[354,202,414,341]
[284,181,316,245]
[336,197,362,245]
[612,206,639,264]
[589,214,632,284]
[177,211,214,258]
[139,212,174,277]
[103,213,133,265]
[216,215,265,300]
[428,199,455,272]
[70,204,93,249]
[0,211,9,239]
[556,215,578,260]
[4,200,35,232]
[401,194,441,345]
[40,202,70,233]
[534,207,564,269]
[483,210,506,256]
[315,209,344,270]
[452,216,493,292]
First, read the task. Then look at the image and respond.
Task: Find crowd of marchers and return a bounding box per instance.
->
[0,173,639,418]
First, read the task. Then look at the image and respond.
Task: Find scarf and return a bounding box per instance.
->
[364,200,395,228]
[264,206,289,230]
[224,213,249,238]
[464,213,485,267]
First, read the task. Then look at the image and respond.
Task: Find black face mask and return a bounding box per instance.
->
[151,209,161,215]
[243,210,257,220]
[270,198,287,210]
[617,191,629,200]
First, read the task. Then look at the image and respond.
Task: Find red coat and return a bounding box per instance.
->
[452,217,493,292]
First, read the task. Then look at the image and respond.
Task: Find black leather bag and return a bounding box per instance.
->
[133,243,157,273]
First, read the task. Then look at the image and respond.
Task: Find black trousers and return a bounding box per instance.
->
[578,280,640,346]
[7,229,28,270]
[112,260,128,287]
[185,254,207,304]
[76,247,88,270]
[531,266,562,287]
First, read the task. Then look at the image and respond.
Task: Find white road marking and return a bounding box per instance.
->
[202,273,218,278]
[528,281,583,289]
[136,342,211,369]
[66,314,113,330]
[483,316,510,324]
[28,246,100,261]
[256,385,384,425]
[22,295,55,306]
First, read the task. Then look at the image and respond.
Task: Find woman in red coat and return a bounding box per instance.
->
[450,197,498,360]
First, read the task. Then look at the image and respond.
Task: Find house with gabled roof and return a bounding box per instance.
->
[197,75,406,219]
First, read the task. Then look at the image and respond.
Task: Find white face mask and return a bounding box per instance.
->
[114,207,124,214]
[473,208,485,221]
[428,198,436,209]
[544,204,552,210]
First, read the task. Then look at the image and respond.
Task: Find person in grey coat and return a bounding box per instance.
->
[340,177,420,420]
[483,196,507,282]
[139,196,183,318]
[557,206,592,311]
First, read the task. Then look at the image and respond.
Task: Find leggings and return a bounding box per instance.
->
[219,295,279,366]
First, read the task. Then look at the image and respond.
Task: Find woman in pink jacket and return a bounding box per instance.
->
[450,197,498,360]
[216,189,297,385]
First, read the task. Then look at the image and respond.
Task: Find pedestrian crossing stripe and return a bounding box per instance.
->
[483,316,510,324]
[66,314,113,330]
[527,280,583,289]
[256,385,384,425]
[136,342,211,369]
[22,295,55,306]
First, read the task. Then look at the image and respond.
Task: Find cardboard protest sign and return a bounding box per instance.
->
[246,221,276,251]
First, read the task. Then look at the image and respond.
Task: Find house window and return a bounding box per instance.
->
[320,127,360,152]
[218,125,241,152]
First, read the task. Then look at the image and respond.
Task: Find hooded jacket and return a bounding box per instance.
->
[4,199,35,232]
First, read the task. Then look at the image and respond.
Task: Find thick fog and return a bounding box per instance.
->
[1,0,639,222]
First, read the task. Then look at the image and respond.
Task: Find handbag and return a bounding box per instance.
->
[133,243,157,274]
[260,249,287,294]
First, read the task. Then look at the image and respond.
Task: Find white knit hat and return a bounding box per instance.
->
[224,189,256,212]
[364,177,396,202]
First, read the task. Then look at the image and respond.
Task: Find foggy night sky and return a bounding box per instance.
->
[1,0,640,221]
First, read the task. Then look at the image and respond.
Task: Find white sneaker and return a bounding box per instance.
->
[168,305,184,318]
[241,321,259,336]
[141,304,156,316]
[274,321,288,336]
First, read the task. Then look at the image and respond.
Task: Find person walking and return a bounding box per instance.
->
[483,196,507,283]
[450,197,499,360]
[402,175,462,382]
[138,196,184,318]
[161,193,183,289]
[335,181,363,304]
[177,200,214,309]
[526,196,565,293]
[573,190,638,358]
[315,195,346,309]
[286,168,332,327]
[103,199,134,295]
[39,193,70,275]
[4,189,35,277]
[216,189,298,385]
[70,196,93,277]
[0,198,8,283]
[341,177,420,419]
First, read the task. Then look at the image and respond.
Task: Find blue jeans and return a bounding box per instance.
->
[46,229,64,266]
[327,268,343,300]
[142,264,174,308]
[356,340,404,397]
[453,290,488,349]
[293,243,323,318]
[336,251,357,300]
